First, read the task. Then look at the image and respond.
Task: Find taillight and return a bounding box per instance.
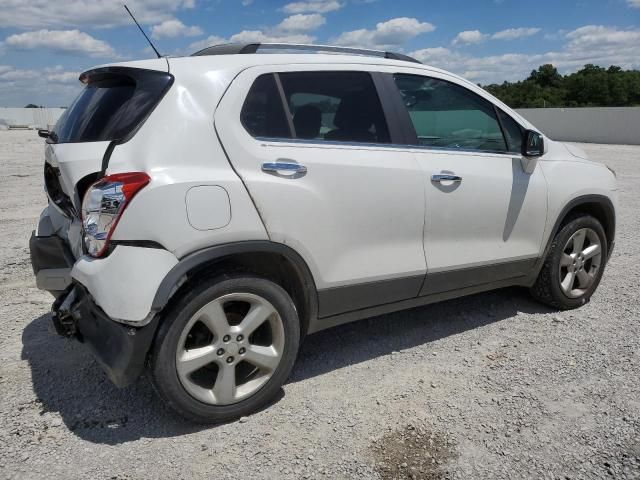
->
[81,172,150,257]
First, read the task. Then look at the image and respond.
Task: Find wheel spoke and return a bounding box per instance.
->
[212,364,237,404]
[576,270,591,289]
[244,345,280,371]
[239,303,275,336]
[198,299,229,337]
[571,229,586,254]
[582,243,601,260]
[177,346,217,376]
[560,253,574,267]
[560,271,575,294]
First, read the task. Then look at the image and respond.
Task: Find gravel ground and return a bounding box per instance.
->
[1,130,639,480]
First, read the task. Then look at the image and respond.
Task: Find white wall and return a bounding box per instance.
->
[0,108,66,130]
[517,107,640,145]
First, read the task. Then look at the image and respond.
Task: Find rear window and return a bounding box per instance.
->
[52,67,173,144]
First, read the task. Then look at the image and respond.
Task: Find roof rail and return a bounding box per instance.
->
[190,43,422,64]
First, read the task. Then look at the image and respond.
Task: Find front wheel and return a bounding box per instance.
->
[530,215,607,309]
[150,275,300,423]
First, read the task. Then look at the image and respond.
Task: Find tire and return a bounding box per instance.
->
[530,215,607,309]
[149,275,300,423]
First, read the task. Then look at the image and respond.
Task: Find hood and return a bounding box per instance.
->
[563,143,589,160]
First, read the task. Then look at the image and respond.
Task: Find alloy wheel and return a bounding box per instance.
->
[175,293,285,405]
[558,227,602,299]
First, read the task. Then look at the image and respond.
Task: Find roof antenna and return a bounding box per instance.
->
[124,4,162,58]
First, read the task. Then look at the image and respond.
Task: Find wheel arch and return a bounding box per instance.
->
[152,241,318,336]
[554,195,615,256]
[532,194,616,281]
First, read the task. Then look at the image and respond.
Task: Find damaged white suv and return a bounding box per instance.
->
[30,43,617,423]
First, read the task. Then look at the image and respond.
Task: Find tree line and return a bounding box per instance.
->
[482,64,640,108]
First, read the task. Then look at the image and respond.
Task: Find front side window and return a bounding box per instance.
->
[496,109,524,153]
[394,74,507,153]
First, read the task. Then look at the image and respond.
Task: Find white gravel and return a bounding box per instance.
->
[1,130,639,480]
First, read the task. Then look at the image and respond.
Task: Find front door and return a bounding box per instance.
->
[391,73,547,294]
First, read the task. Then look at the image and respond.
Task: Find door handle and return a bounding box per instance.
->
[431,173,462,183]
[261,162,307,175]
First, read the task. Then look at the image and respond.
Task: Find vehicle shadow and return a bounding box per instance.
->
[21,286,551,445]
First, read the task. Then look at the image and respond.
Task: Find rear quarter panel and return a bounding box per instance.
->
[108,59,269,258]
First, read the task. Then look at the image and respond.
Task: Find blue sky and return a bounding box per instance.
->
[0,0,638,106]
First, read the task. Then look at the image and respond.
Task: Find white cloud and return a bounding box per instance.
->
[44,66,80,83]
[627,0,640,7]
[187,35,226,53]
[4,29,118,58]
[229,30,314,44]
[411,25,640,84]
[452,30,487,45]
[332,17,435,50]
[276,14,326,33]
[0,65,82,106]
[0,0,196,29]
[282,0,342,14]
[188,13,325,51]
[491,27,540,40]
[151,19,203,38]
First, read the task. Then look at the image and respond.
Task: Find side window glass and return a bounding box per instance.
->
[241,74,291,138]
[496,109,524,153]
[279,71,390,144]
[394,74,507,152]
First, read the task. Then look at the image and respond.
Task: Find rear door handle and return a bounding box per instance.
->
[261,162,307,175]
[431,173,462,183]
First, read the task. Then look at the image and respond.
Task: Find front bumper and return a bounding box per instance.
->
[53,284,160,387]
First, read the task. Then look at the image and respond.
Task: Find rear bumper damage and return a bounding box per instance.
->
[52,284,160,387]
[29,231,74,296]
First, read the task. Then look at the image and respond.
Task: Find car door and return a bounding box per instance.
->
[215,65,427,317]
[389,72,547,295]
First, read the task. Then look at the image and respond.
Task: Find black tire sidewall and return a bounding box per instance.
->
[548,216,607,309]
[150,275,300,423]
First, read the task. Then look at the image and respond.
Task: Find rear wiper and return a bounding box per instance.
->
[38,129,59,143]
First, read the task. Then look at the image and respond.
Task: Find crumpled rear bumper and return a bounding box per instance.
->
[52,284,160,387]
[29,231,74,296]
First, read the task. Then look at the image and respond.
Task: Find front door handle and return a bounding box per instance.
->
[431,173,462,183]
[261,162,307,175]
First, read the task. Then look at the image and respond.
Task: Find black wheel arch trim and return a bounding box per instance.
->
[151,240,319,323]
[532,193,615,279]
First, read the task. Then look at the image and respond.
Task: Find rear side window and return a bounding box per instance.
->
[496,109,524,153]
[281,71,390,144]
[52,68,173,144]
[240,71,390,144]
[394,74,507,153]
[240,74,291,139]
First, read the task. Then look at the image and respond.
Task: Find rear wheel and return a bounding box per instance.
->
[150,275,300,423]
[530,215,607,309]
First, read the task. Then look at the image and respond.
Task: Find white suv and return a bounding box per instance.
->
[29,43,617,423]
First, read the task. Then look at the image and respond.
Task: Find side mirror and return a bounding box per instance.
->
[37,129,51,139]
[521,130,544,157]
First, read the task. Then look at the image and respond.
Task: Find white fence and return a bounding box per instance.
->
[517,107,640,145]
[0,108,66,130]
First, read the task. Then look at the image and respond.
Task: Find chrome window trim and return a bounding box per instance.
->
[254,136,520,157]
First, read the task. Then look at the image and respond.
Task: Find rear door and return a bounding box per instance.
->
[389,72,547,294]
[215,65,427,317]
